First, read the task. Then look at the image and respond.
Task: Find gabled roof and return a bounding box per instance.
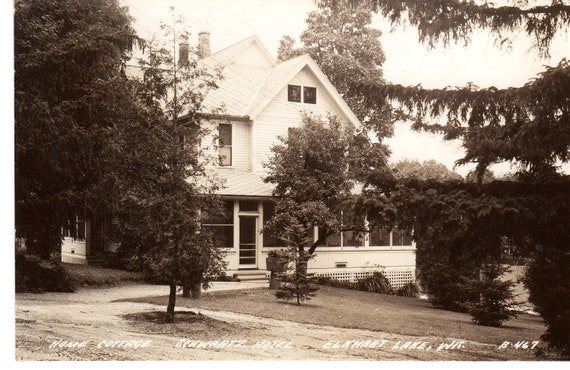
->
[201,63,270,116]
[201,35,275,69]
[247,54,360,126]
[199,36,361,128]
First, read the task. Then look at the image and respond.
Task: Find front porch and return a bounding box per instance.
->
[225,245,416,288]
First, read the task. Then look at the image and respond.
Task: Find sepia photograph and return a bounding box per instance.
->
[12,0,570,364]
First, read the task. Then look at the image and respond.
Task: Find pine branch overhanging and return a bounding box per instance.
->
[353,58,570,173]
[368,0,570,58]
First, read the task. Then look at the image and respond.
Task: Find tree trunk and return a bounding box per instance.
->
[191,281,202,299]
[182,285,190,298]
[308,232,329,255]
[296,252,309,276]
[166,283,176,323]
[39,236,51,260]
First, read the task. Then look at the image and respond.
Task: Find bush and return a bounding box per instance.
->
[396,282,421,297]
[101,249,144,272]
[16,253,75,293]
[314,271,403,296]
[463,264,521,327]
[419,262,479,312]
[63,263,144,287]
[312,276,355,289]
[523,252,570,357]
[354,272,393,294]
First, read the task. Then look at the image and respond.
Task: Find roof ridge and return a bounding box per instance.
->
[203,35,276,68]
[207,35,256,60]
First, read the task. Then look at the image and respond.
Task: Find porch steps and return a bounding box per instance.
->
[86,255,106,265]
[232,270,270,282]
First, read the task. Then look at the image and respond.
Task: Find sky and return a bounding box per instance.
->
[120,0,570,176]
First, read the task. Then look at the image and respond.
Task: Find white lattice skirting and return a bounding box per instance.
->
[312,268,415,289]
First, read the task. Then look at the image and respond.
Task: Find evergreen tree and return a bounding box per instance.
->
[331,0,570,351]
[276,248,319,305]
[463,263,521,327]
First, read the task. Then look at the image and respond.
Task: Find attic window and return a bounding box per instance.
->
[288,85,301,102]
[303,86,317,104]
[288,84,317,104]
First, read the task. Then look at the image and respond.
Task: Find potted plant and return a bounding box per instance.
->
[266,249,291,272]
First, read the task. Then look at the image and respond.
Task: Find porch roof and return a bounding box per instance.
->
[205,168,275,197]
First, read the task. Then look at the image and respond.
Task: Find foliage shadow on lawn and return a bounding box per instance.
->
[125,285,546,346]
[122,310,249,337]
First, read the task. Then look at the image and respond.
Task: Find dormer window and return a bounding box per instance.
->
[218,123,232,166]
[288,84,317,104]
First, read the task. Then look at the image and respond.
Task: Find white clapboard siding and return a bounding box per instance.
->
[252,66,352,173]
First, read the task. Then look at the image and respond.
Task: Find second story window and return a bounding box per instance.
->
[218,123,232,166]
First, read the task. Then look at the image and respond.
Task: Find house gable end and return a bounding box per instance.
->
[247,55,361,129]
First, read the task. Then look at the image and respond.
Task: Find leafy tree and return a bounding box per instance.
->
[264,114,392,257]
[278,0,392,139]
[393,159,464,181]
[114,10,225,322]
[14,0,138,259]
[465,168,495,185]
[15,0,225,321]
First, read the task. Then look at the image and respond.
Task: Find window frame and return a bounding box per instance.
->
[218,123,232,167]
[287,84,302,103]
[201,201,234,248]
[303,86,317,104]
[287,84,317,104]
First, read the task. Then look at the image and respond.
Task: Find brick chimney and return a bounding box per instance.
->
[178,42,189,67]
[198,31,211,58]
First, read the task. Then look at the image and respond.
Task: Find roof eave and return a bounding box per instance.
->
[197,112,251,122]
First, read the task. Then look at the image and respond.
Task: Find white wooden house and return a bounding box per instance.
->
[190,34,416,286]
[61,33,416,287]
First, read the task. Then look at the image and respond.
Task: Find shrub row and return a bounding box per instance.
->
[313,272,420,298]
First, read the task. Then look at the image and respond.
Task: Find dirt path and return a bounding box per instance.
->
[15,283,540,361]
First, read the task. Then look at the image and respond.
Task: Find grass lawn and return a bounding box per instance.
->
[62,263,145,287]
[129,284,546,346]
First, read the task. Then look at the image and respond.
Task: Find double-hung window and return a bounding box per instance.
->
[218,123,232,166]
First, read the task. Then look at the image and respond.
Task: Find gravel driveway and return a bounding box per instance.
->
[15,282,539,361]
